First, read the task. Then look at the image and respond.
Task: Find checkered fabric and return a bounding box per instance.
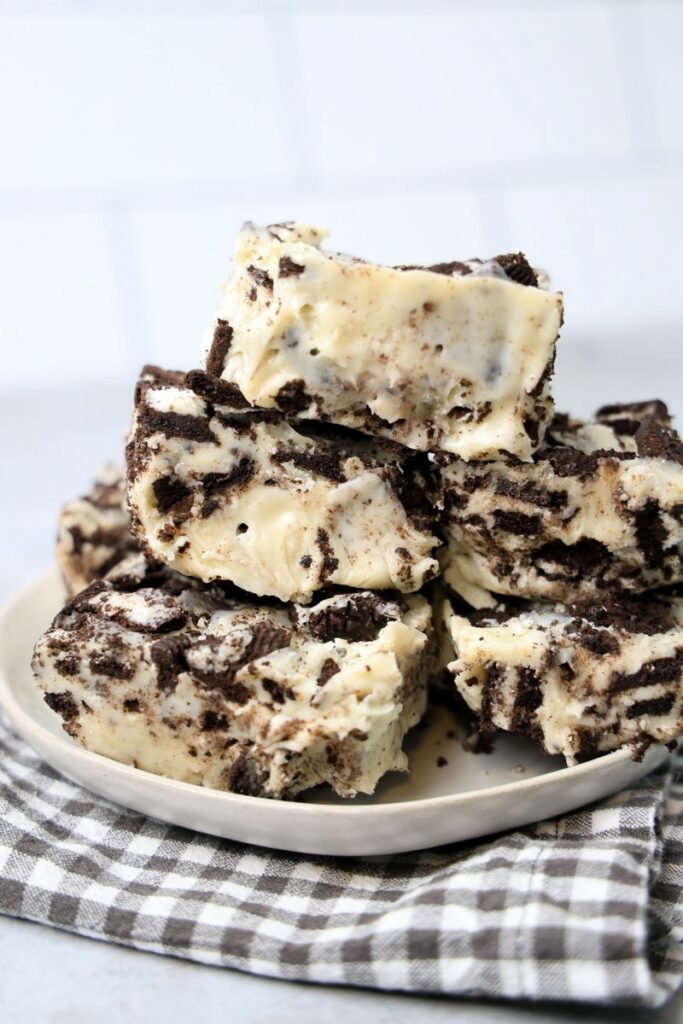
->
[0,717,681,1008]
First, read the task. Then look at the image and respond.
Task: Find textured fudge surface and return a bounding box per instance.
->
[127,366,438,603]
[33,555,433,799]
[57,464,137,597]
[439,401,683,607]
[203,221,563,460]
[446,591,683,764]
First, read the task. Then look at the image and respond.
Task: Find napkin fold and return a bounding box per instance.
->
[0,718,681,1007]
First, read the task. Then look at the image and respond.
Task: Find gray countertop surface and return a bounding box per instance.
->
[0,914,680,1024]
[1,336,681,1022]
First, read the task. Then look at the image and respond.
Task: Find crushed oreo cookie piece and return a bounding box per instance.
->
[635,418,683,464]
[304,593,401,644]
[318,658,340,686]
[152,474,192,516]
[536,446,632,479]
[597,400,670,433]
[315,528,339,583]
[150,636,188,692]
[227,753,266,796]
[270,444,345,483]
[279,256,305,278]
[274,379,312,415]
[247,265,274,291]
[44,691,79,722]
[492,510,541,537]
[138,404,215,445]
[185,369,251,410]
[199,458,257,518]
[206,319,233,377]
[494,252,538,287]
[534,539,611,580]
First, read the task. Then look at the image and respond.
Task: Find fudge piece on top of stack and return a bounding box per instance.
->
[203,221,563,461]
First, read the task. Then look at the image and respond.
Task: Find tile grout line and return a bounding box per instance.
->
[474,185,512,252]
[611,2,659,160]
[0,149,682,216]
[263,3,319,191]
[0,0,679,14]
[101,202,151,379]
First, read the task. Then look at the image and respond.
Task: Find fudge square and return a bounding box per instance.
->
[127,366,439,603]
[33,555,434,799]
[437,401,683,607]
[203,221,563,461]
[445,590,683,764]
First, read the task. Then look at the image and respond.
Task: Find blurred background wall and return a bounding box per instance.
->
[1,0,682,590]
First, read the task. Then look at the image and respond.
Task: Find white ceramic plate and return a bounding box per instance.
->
[0,570,669,856]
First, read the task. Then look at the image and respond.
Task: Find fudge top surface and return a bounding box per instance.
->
[238,221,550,287]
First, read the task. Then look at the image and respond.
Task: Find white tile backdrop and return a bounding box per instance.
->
[0,0,681,391]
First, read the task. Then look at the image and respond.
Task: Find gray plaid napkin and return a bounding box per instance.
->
[0,716,681,1008]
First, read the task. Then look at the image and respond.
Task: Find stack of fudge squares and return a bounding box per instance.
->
[33,222,683,800]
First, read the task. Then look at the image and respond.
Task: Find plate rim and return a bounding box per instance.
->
[0,568,664,819]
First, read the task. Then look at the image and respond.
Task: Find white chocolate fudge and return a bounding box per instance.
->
[32,555,433,799]
[57,464,137,596]
[203,222,563,460]
[446,591,683,764]
[438,402,683,608]
[127,366,439,603]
